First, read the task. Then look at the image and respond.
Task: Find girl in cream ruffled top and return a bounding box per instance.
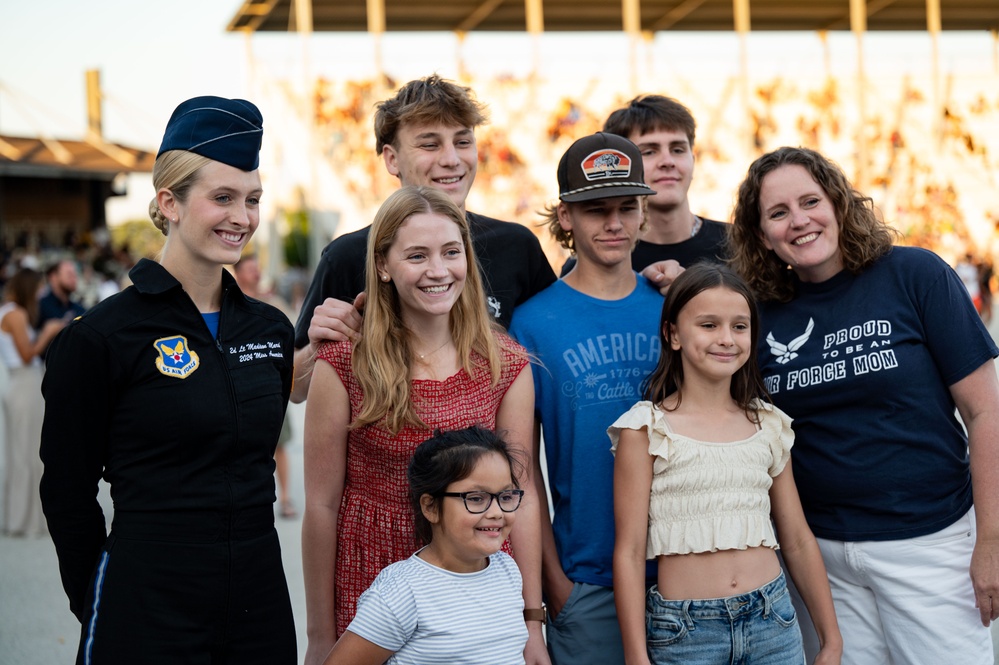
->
[609,398,792,558]
[609,265,841,665]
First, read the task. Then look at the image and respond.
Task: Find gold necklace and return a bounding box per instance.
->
[415,339,452,361]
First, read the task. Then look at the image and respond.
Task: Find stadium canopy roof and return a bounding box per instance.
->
[227,0,999,34]
[0,135,154,179]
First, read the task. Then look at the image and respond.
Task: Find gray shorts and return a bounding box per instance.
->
[546,582,625,665]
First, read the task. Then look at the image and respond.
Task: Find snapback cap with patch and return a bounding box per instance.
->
[557,132,656,203]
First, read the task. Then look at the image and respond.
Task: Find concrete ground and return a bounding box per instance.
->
[3,317,999,664]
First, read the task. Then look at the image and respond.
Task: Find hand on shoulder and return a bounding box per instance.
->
[640,260,684,296]
[308,293,366,347]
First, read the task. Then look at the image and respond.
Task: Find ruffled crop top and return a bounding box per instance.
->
[608,399,793,558]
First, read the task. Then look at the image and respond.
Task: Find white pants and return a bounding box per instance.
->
[3,365,46,536]
[789,508,993,665]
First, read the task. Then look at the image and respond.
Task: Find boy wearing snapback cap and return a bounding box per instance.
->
[604,94,728,270]
[560,95,728,286]
[508,132,663,664]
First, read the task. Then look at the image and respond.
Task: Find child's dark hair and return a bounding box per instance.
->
[407,426,524,545]
[642,262,770,420]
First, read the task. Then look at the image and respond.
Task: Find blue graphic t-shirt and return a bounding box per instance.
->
[509,275,663,586]
[758,246,997,541]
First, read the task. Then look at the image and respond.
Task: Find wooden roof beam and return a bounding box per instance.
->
[0,137,23,161]
[227,0,281,33]
[455,0,505,33]
[40,137,73,165]
[821,0,903,31]
[82,136,137,169]
[652,0,708,32]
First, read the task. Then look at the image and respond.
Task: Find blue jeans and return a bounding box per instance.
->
[646,572,805,665]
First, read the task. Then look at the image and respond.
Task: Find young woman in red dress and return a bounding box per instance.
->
[301,186,545,665]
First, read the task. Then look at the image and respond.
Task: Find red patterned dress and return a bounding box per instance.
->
[316,333,528,636]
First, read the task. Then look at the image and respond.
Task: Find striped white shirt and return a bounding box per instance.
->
[346,549,527,664]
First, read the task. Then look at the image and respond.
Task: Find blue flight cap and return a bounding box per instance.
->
[157,96,264,171]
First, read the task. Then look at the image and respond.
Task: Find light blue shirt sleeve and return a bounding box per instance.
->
[345,571,418,652]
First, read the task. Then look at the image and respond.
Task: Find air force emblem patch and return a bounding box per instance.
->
[154,335,200,379]
[766,318,814,365]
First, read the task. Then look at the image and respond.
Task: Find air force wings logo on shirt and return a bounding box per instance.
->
[766,318,814,365]
[154,335,200,378]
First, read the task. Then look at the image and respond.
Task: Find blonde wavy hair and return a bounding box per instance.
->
[351,186,515,433]
[148,150,212,236]
[728,146,896,303]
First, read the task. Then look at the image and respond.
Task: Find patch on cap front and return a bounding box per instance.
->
[557,132,656,203]
[581,149,632,181]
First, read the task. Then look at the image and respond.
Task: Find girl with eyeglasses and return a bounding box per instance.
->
[302,186,545,665]
[322,426,529,665]
[609,263,842,665]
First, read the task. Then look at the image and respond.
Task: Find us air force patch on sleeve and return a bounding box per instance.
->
[154,335,200,379]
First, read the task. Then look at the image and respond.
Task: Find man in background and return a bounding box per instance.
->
[37,259,86,347]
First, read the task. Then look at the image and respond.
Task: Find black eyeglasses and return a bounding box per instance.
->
[439,489,525,514]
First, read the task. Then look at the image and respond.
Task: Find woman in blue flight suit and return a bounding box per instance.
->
[39,97,297,665]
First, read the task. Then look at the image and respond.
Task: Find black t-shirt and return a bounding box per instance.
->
[631,218,729,270]
[560,218,730,276]
[294,211,556,347]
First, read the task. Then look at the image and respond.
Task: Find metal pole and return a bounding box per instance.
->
[926,0,941,146]
[295,0,320,269]
[85,69,102,141]
[623,0,641,93]
[850,0,867,188]
[367,0,386,80]
[526,0,543,82]
[734,0,751,155]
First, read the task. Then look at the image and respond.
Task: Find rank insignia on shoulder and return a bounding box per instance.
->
[154,335,200,379]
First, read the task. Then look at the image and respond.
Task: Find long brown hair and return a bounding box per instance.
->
[728,146,896,303]
[643,263,770,422]
[351,186,515,433]
[4,268,43,326]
